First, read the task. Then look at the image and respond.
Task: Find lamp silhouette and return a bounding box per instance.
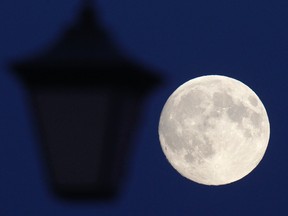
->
[11,1,160,199]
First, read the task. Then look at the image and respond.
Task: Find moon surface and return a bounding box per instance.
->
[158,75,270,185]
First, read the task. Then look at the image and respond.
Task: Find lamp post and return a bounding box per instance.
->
[11,2,160,199]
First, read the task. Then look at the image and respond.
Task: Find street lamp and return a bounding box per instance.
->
[11,2,160,199]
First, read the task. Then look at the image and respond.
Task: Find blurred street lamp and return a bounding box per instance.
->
[11,2,160,199]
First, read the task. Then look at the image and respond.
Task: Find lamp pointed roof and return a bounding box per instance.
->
[12,2,160,91]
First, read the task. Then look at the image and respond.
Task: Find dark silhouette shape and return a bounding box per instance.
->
[11,1,161,200]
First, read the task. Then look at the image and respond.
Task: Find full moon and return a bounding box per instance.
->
[158,75,270,185]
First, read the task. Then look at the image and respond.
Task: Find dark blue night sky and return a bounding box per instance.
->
[0,0,287,215]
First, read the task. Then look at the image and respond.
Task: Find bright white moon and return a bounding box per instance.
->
[159,75,270,185]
